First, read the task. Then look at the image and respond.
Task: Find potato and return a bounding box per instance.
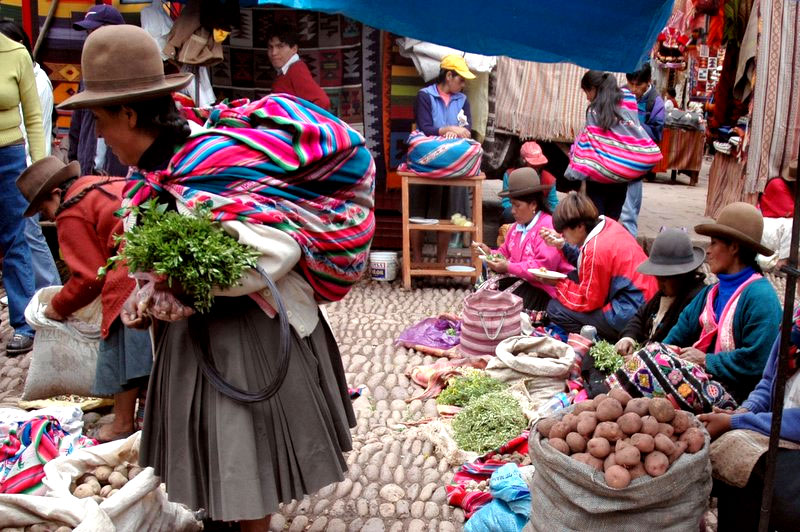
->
[680,427,705,453]
[617,412,643,435]
[604,465,631,489]
[671,410,691,434]
[573,401,596,415]
[73,483,94,499]
[591,393,608,408]
[566,432,587,453]
[587,455,605,472]
[644,451,669,477]
[615,438,631,451]
[603,453,618,472]
[587,437,611,458]
[631,433,655,454]
[100,484,113,498]
[640,416,659,436]
[658,423,675,437]
[608,388,632,408]
[594,421,624,442]
[577,416,598,438]
[128,466,143,480]
[108,471,128,490]
[649,397,676,423]
[547,437,570,454]
[668,441,688,464]
[628,461,648,480]
[596,398,624,422]
[113,463,128,474]
[654,433,676,455]
[615,446,641,467]
[624,397,650,416]
[537,417,558,438]
[56,527,73,532]
[108,488,119,497]
[563,413,579,433]
[571,452,591,465]
[549,421,571,441]
[93,465,113,484]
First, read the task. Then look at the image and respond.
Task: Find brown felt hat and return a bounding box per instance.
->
[498,167,552,199]
[58,25,192,110]
[694,202,773,256]
[17,157,81,217]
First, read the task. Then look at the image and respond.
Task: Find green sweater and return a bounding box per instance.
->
[662,278,781,402]
[0,33,44,161]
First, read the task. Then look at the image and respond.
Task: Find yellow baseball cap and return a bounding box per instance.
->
[440,55,476,80]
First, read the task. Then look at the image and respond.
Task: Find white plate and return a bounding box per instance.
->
[409,217,439,225]
[446,265,476,273]
[529,268,568,280]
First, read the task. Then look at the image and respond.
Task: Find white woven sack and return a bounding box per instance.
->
[23,286,102,401]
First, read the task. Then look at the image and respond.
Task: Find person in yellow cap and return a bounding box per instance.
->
[411,54,475,262]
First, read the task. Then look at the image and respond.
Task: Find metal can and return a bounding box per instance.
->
[580,325,597,341]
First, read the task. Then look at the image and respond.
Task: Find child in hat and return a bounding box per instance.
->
[16,156,151,441]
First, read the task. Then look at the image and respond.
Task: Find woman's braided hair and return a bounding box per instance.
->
[56,177,125,216]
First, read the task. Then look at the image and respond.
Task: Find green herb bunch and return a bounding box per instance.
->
[452,391,528,453]
[436,370,506,407]
[590,340,625,373]
[101,200,260,313]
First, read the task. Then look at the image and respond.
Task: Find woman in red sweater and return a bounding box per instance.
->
[17,157,151,442]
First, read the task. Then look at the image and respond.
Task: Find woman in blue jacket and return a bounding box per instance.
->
[409,55,474,264]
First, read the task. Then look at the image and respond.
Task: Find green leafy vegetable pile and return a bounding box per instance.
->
[102,201,260,313]
[590,340,625,373]
[452,391,528,453]
[437,370,506,407]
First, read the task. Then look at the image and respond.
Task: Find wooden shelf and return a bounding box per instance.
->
[408,222,477,232]
[409,268,477,277]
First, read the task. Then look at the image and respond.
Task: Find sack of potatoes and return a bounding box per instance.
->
[69,462,143,504]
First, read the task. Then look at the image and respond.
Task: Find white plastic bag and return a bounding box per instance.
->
[43,432,201,532]
[23,287,102,400]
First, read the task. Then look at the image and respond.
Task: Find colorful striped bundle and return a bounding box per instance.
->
[565,89,663,184]
[126,94,376,303]
[398,130,483,178]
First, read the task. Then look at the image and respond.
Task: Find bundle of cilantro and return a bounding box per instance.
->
[102,201,261,313]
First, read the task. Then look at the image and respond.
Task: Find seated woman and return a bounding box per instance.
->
[539,191,657,340]
[472,168,572,311]
[663,202,782,403]
[615,228,706,355]
[699,329,800,531]
[758,158,797,271]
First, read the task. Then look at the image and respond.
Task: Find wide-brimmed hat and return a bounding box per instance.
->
[440,55,476,80]
[520,141,548,166]
[498,167,552,199]
[72,4,124,31]
[695,202,773,256]
[637,228,705,276]
[17,157,81,217]
[58,25,192,110]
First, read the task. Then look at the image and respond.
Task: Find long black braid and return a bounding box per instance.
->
[56,177,126,216]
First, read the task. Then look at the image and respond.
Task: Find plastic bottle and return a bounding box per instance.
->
[580,325,598,342]
[537,391,572,417]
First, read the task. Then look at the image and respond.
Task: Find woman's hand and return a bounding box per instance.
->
[697,411,733,440]
[120,291,151,329]
[539,227,565,249]
[486,257,509,274]
[678,347,707,366]
[615,337,637,357]
[471,242,491,256]
[44,305,65,322]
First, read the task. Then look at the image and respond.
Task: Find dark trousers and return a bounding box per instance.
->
[714,449,800,532]
[546,298,621,341]
[497,276,551,312]
[585,181,628,221]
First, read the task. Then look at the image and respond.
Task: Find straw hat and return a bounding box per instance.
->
[58,25,192,110]
[497,168,552,199]
[694,202,773,256]
[637,228,705,276]
[16,157,81,217]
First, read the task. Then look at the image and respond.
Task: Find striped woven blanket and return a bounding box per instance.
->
[127,94,375,303]
[398,131,483,178]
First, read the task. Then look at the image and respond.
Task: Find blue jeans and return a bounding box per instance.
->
[0,144,35,337]
[620,179,643,237]
[24,214,60,289]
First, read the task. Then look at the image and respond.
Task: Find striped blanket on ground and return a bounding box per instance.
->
[398,130,482,178]
[565,88,663,184]
[128,94,376,303]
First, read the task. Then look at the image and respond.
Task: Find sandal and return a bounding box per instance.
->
[89,424,134,443]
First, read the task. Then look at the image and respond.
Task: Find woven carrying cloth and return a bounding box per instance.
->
[126,94,376,303]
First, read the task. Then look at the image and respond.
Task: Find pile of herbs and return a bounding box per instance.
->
[590,340,625,373]
[437,370,506,407]
[102,200,260,313]
[452,391,528,454]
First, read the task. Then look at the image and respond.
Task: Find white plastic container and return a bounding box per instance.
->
[369,251,398,281]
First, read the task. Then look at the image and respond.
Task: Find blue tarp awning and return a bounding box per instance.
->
[246,0,674,72]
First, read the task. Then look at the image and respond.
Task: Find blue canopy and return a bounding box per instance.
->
[248,0,674,72]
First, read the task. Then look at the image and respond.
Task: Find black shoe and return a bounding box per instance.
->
[6,333,33,356]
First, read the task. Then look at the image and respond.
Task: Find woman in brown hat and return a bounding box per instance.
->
[663,202,782,402]
[472,167,572,310]
[58,25,356,531]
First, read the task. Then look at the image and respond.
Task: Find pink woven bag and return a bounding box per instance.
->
[460,281,523,358]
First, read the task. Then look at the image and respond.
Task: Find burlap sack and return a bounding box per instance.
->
[525,407,712,532]
[710,429,800,488]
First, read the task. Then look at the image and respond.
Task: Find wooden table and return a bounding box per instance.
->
[652,127,705,186]
[399,172,484,289]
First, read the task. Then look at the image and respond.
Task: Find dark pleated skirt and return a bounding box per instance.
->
[497,276,552,311]
[139,296,356,522]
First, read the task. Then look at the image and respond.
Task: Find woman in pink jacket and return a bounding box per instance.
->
[472,168,573,310]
